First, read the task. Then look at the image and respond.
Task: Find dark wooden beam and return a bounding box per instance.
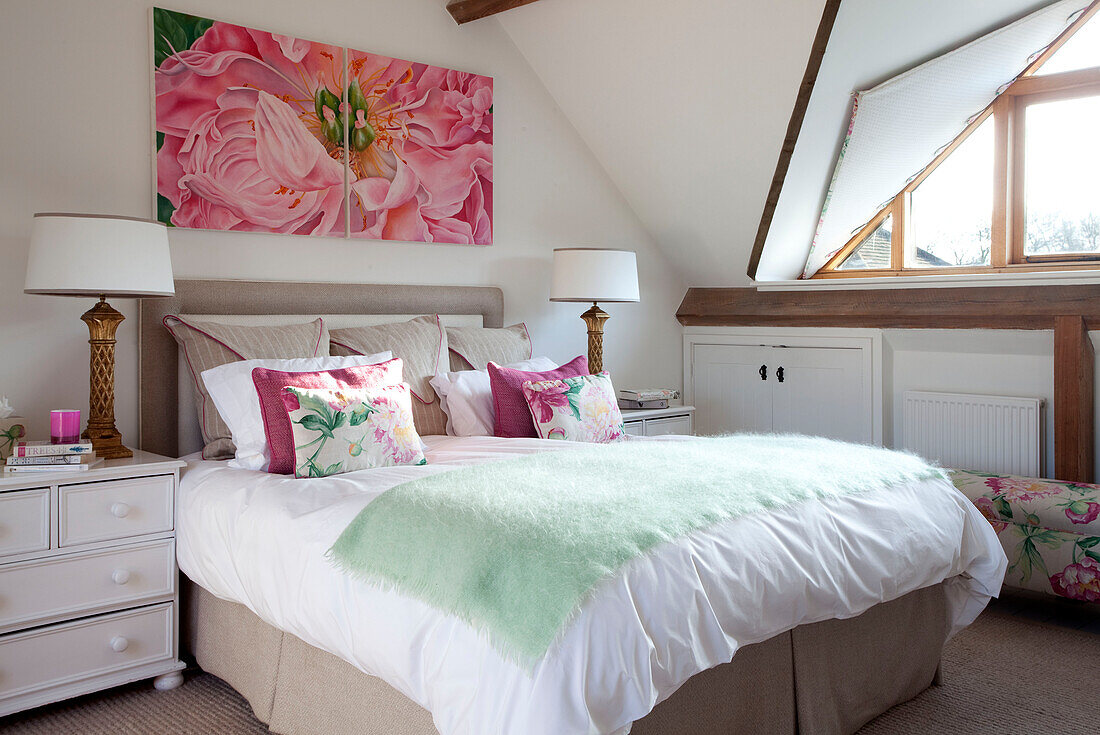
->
[1055,315,1094,482]
[677,285,1100,330]
[746,0,842,280]
[447,0,543,24]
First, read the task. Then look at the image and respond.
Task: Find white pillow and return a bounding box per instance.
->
[430,356,557,436]
[202,352,391,471]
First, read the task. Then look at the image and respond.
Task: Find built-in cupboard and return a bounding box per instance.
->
[683,329,882,444]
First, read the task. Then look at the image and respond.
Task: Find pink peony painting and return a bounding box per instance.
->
[153,8,493,243]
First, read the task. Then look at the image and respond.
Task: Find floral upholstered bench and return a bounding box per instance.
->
[950,470,1100,603]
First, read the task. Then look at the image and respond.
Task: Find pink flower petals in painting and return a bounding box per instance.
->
[153,8,492,243]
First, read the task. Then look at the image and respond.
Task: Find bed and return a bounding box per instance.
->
[138,279,1006,735]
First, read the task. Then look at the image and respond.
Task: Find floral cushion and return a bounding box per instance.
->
[521,372,626,444]
[950,470,1100,535]
[951,469,1100,602]
[251,358,404,474]
[282,384,426,478]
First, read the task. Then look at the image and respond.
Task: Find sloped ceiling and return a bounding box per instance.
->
[497,0,825,287]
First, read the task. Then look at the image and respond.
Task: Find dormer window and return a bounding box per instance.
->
[813,4,1100,279]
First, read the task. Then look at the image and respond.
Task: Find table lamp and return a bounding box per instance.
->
[24,214,174,459]
[549,248,640,373]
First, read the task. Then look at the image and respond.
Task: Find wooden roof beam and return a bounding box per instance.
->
[746,0,842,281]
[447,0,544,24]
[676,285,1100,330]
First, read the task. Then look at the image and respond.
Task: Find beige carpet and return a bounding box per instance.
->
[0,672,268,735]
[3,602,1098,734]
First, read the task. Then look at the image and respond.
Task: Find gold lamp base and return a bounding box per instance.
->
[580,303,610,374]
[80,297,132,459]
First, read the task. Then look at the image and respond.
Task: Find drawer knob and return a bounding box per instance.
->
[110,502,131,518]
[110,636,129,653]
[112,569,131,585]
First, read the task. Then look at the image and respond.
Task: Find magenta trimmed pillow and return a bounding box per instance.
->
[252,358,404,474]
[487,355,588,438]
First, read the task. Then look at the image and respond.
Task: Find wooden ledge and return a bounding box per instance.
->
[676,285,1100,330]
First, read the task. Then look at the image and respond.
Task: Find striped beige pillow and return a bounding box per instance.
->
[447,323,532,371]
[330,316,449,436]
[163,317,329,459]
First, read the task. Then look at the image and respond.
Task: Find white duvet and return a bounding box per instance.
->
[177,435,1007,735]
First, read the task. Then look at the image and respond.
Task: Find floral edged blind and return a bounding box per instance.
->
[803,0,1088,278]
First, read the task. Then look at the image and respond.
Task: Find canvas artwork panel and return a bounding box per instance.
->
[152,8,493,244]
[345,48,493,243]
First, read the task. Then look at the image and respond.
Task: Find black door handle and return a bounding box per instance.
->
[759,364,767,381]
[777,367,784,383]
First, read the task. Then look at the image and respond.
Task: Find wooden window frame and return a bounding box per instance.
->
[815,2,1100,280]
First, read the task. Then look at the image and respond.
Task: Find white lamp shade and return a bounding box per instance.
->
[549,248,640,303]
[24,213,175,298]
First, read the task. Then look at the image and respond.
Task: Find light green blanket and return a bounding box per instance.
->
[329,434,944,666]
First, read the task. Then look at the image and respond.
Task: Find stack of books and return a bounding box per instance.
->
[617,388,681,410]
[5,440,102,474]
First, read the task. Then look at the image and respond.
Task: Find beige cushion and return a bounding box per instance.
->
[330,316,449,436]
[446,323,532,371]
[163,316,329,459]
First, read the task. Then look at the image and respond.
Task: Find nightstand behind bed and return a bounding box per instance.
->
[621,405,695,437]
[0,450,186,717]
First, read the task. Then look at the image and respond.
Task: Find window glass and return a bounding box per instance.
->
[908,119,993,268]
[1034,13,1100,76]
[1024,95,1100,256]
[837,216,892,270]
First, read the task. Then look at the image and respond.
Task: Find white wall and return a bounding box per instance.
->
[889,329,1100,479]
[0,0,686,445]
[884,330,1056,475]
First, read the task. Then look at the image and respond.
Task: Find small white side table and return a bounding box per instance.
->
[0,450,186,716]
[621,405,695,437]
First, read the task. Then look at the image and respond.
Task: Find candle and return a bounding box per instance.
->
[50,409,81,444]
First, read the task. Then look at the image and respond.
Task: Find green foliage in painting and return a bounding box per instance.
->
[347,81,375,151]
[153,8,214,67]
[157,195,176,227]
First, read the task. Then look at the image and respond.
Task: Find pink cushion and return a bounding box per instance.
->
[487,355,588,438]
[252,358,403,474]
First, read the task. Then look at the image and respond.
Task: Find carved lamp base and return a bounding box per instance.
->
[80,297,132,459]
[580,303,611,374]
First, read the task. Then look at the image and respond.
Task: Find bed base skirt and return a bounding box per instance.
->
[182,578,949,735]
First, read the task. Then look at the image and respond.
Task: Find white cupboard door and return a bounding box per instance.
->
[692,344,772,436]
[769,347,867,443]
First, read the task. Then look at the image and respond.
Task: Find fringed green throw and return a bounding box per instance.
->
[329,434,944,666]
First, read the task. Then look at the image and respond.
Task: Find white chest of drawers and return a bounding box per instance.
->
[621,405,696,437]
[0,451,185,717]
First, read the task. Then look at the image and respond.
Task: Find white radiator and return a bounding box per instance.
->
[902,391,1043,476]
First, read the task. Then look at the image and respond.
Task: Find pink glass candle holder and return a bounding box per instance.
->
[50,409,81,444]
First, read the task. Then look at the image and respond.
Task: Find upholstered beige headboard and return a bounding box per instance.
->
[139,279,504,458]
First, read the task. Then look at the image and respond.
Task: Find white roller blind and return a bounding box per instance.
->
[802,0,1088,277]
